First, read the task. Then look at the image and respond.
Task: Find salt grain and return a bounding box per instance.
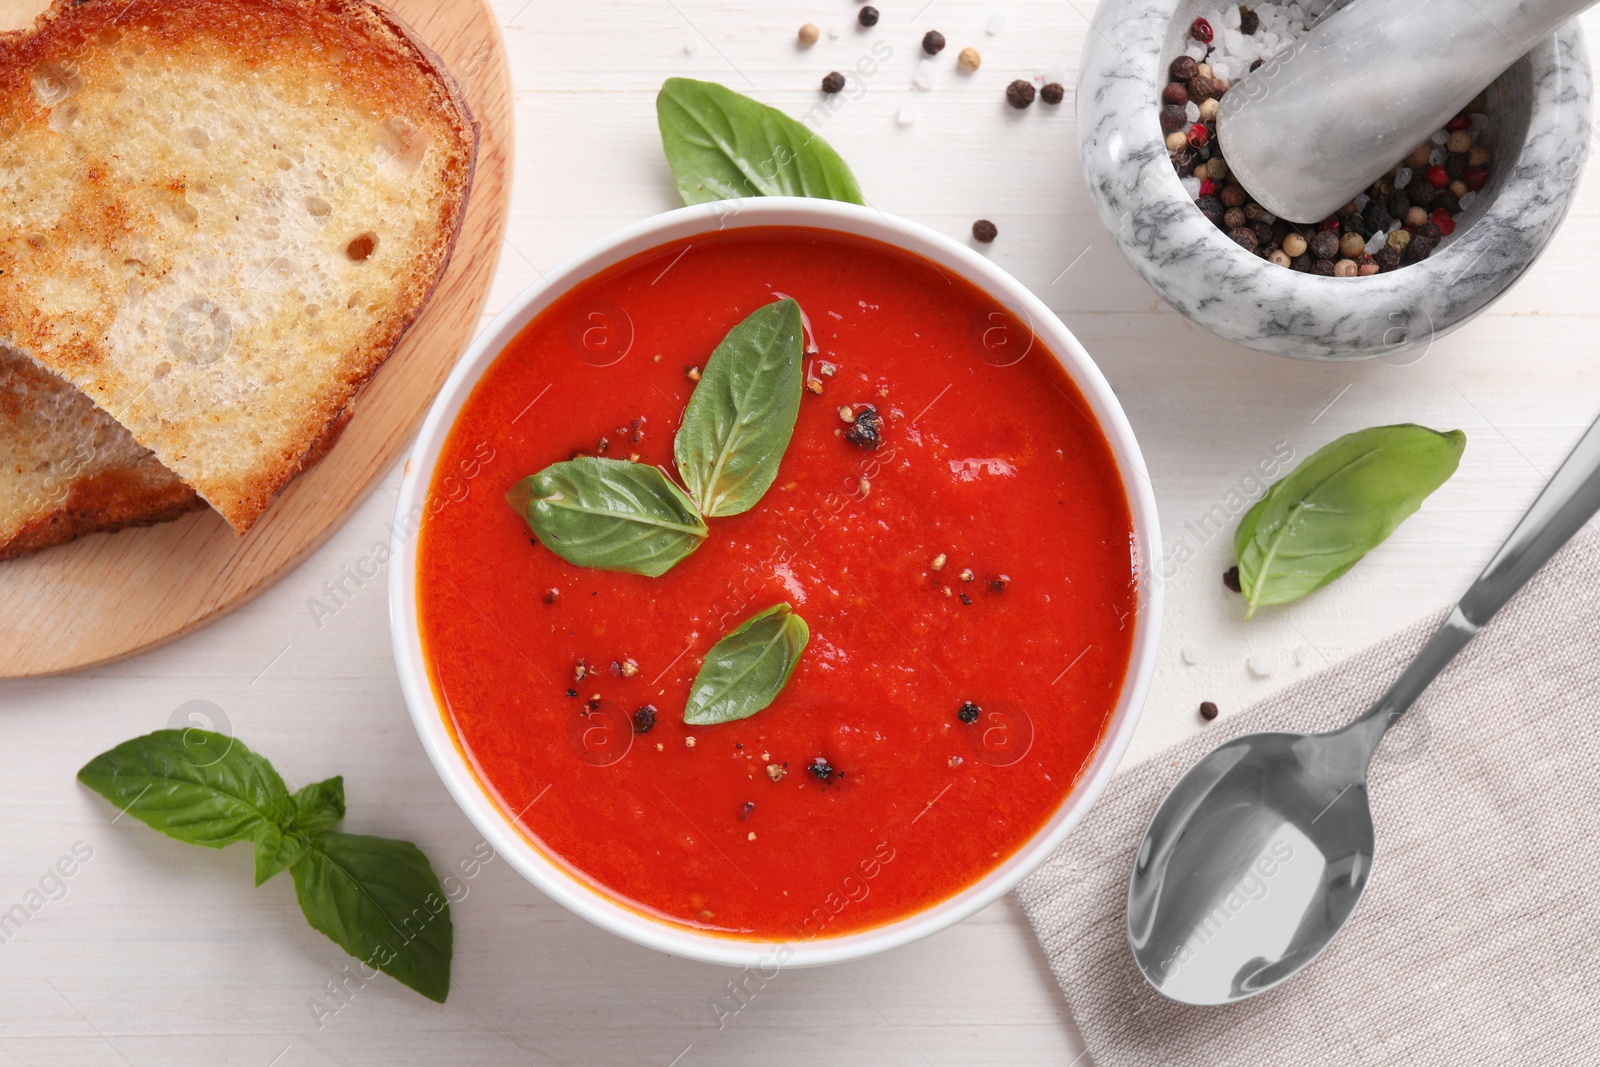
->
[1393,166,1413,189]
[986,10,1008,34]
[1364,230,1388,255]
[1429,129,1450,146]
[1429,146,1447,166]
[1185,100,1200,122]
[1459,190,1478,209]
[1181,175,1203,199]
[897,105,917,126]
[1247,651,1278,679]
[1181,644,1202,666]
[912,59,936,91]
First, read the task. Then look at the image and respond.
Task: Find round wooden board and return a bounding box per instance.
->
[0,0,512,677]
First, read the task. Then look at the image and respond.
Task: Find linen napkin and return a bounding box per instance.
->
[1016,530,1600,1065]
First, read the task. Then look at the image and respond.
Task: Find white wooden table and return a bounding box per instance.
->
[3,2,1597,1063]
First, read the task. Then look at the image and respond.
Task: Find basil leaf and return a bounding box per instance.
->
[675,299,804,517]
[507,456,709,577]
[77,729,295,885]
[657,77,865,206]
[291,776,345,836]
[1235,424,1466,618]
[685,603,810,726]
[292,832,452,1003]
[253,776,349,885]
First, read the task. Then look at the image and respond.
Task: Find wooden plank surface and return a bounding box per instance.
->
[1,1,1597,1064]
[0,0,513,677]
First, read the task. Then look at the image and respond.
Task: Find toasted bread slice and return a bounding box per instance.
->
[0,0,477,532]
[0,346,202,561]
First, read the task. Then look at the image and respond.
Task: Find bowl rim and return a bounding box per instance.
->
[387,197,1164,967]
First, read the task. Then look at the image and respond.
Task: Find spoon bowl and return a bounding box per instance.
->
[1128,727,1376,1005]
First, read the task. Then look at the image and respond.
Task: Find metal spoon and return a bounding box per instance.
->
[1128,413,1600,1005]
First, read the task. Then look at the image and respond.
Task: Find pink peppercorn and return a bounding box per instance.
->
[1191,17,1213,42]
[1465,167,1490,192]
[1425,165,1449,188]
[1199,178,1217,198]
[1446,114,1471,132]
[1431,208,1456,236]
[1187,123,1209,148]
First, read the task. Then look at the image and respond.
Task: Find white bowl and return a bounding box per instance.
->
[388,198,1163,967]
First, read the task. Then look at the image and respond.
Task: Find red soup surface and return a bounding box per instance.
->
[417,226,1137,941]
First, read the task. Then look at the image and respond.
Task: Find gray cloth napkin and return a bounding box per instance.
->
[1016,531,1600,1065]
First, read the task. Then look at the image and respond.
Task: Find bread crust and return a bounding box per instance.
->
[0,350,202,561]
[0,0,479,533]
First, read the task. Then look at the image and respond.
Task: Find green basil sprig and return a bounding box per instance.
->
[79,730,451,1002]
[675,297,804,516]
[507,457,709,578]
[508,300,805,576]
[685,603,810,725]
[1234,424,1466,618]
[657,77,865,206]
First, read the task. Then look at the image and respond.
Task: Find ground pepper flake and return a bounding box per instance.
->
[958,701,981,724]
[808,758,836,782]
[633,705,657,733]
[1223,566,1242,593]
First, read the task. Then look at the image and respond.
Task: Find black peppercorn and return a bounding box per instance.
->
[958,701,981,724]
[1240,6,1260,33]
[922,30,946,54]
[1419,221,1443,241]
[1405,233,1438,262]
[1199,700,1220,721]
[1220,183,1247,209]
[1170,55,1200,82]
[1162,82,1188,106]
[1223,206,1246,230]
[1249,58,1263,71]
[844,407,883,450]
[1312,258,1337,276]
[807,758,836,782]
[1410,181,1439,208]
[632,705,657,733]
[821,71,846,94]
[1196,195,1224,225]
[1223,565,1242,592]
[1228,226,1258,252]
[1271,220,1291,243]
[1444,151,1468,181]
[1040,82,1065,105]
[972,218,998,243]
[1335,201,1358,220]
[1290,253,1313,272]
[1363,200,1391,234]
[858,6,879,27]
[1006,79,1036,109]
[1309,230,1339,260]
[1434,191,1461,216]
[1252,220,1274,246]
[1159,103,1187,132]
[1170,148,1197,174]
[1374,246,1402,271]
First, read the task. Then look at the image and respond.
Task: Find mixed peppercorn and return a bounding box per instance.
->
[1164,20,1493,274]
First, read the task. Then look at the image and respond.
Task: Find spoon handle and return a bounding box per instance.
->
[1357,413,1600,741]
